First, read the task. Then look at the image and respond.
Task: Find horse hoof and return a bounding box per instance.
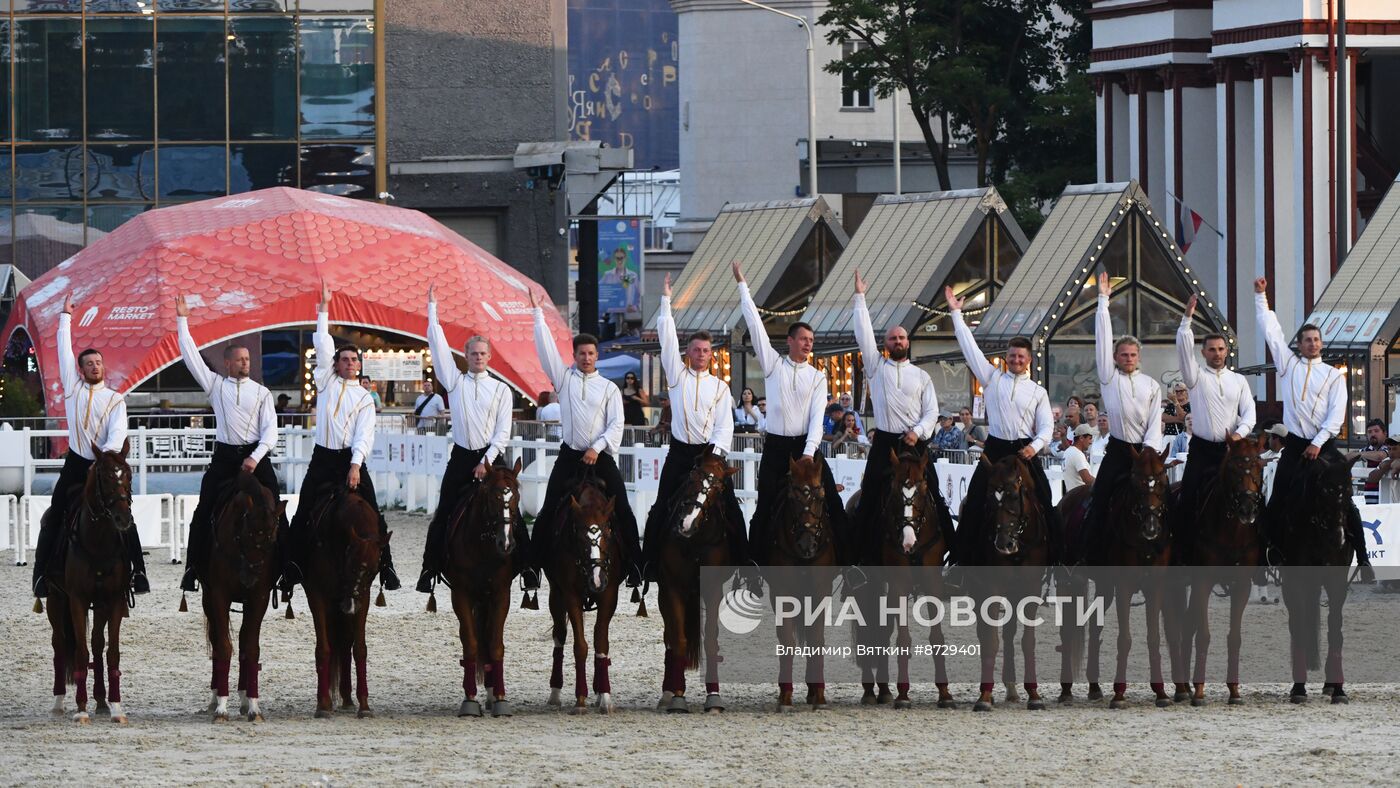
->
[1173,691,1190,703]
[656,690,674,710]
[212,712,229,723]
[1028,699,1046,711]
[893,698,912,710]
[704,694,724,713]
[596,693,615,714]
[1087,688,1104,701]
[1155,698,1172,709]
[1057,693,1073,705]
[548,689,563,707]
[973,701,992,713]
[1191,696,1207,707]
[112,715,128,725]
[492,700,514,718]
[73,712,90,724]
[860,693,878,706]
[1321,684,1335,697]
[809,702,830,711]
[1109,699,1127,710]
[877,690,894,705]
[341,701,356,711]
[1290,693,1308,705]
[666,695,690,714]
[1228,697,1245,706]
[570,704,589,716]
[248,712,265,723]
[357,708,374,719]
[937,697,957,710]
[1004,689,1021,703]
[776,703,798,714]
[314,709,333,719]
[458,699,484,718]
[1331,692,1349,705]
[95,701,109,713]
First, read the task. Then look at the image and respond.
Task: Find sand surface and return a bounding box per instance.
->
[3,512,1398,786]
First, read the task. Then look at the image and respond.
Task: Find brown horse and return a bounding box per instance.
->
[46,443,134,724]
[858,449,955,709]
[1178,436,1264,706]
[200,471,285,722]
[655,450,738,714]
[441,458,525,718]
[965,453,1051,712]
[302,488,386,718]
[546,477,623,714]
[1278,456,1356,704]
[767,456,840,712]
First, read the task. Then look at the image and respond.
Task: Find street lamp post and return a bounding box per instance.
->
[735,0,819,198]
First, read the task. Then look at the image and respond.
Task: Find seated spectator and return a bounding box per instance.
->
[932,413,967,452]
[831,411,869,455]
[957,407,987,449]
[823,403,847,439]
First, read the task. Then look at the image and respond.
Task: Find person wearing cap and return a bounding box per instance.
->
[1261,423,1288,461]
[1254,277,1371,574]
[932,412,967,452]
[1062,424,1097,493]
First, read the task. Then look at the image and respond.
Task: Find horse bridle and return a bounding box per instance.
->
[670,467,724,539]
[781,481,828,554]
[886,477,937,562]
[477,480,520,556]
[988,478,1042,556]
[574,521,613,592]
[85,460,133,532]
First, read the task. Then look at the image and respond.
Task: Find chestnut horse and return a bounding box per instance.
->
[655,450,738,714]
[964,453,1051,712]
[857,449,955,709]
[766,456,840,712]
[302,488,386,718]
[441,458,526,718]
[46,443,135,724]
[1178,436,1264,706]
[1277,457,1356,704]
[201,471,285,722]
[546,477,623,714]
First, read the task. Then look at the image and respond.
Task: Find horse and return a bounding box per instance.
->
[46,443,135,724]
[200,471,285,722]
[766,456,840,712]
[440,458,526,718]
[1178,436,1265,706]
[963,453,1052,712]
[1277,456,1356,704]
[545,477,623,714]
[854,449,955,709]
[301,488,386,718]
[655,450,738,714]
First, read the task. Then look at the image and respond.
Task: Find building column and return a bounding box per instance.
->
[1127,71,1148,191]
[1096,76,1110,182]
[1161,65,1219,298]
[1291,50,1332,315]
[1218,59,1258,379]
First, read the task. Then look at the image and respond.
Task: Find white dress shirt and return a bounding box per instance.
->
[312,309,376,466]
[657,295,734,454]
[177,316,277,462]
[428,302,512,462]
[950,310,1053,452]
[1091,432,1109,461]
[1062,445,1092,492]
[533,308,624,456]
[1096,295,1164,447]
[852,293,939,439]
[738,283,827,456]
[57,312,127,461]
[734,405,764,432]
[1255,292,1346,447]
[1175,317,1255,443]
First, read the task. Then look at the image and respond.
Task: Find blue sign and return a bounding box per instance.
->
[598,218,644,317]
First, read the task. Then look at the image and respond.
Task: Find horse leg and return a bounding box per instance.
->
[804,614,828,711]
[69,596,90,723]
[203,592,232,722]
[353,608,372,718]
[1187,578,1210,702]
[1225,579,1250,705]
[592,590,617,714]
[452,588,482,717]
[548,586,566,707]
[1086,584,1105,700]
[926,577,954,707]
[338,626,354,711]
[239,591,268,722]
[1146,588,1170,708]
[90,605,107,713]
[658,581,681,708]
[311,599,334,718]
[1160,577,1188,701]
[1001,606,1020,703]
[1324,572,1349,703]
[1111,584,1132,709]
[1022,600,1043,710]
[1058,574,1084,702]
[567,601,589,714]
[49,607,66,716]
[488,587,511,716]
[775,615,797,712]
[974,610,998,712]
[104,603,126,724]
[702,579,724,713]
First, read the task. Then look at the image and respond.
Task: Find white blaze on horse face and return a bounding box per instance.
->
[681,489,706,532]
[902,525,917,552]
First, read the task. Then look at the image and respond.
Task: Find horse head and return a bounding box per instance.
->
[1219,435,1265,527]
[885,448,935,560]
[477,457,524,559]
[1289,456,1353,557]
[567,480,617,596]
[984,453,1040,559]
[1126,445,1170,544]
[224,471,284,590]
[670,449,736,541]
[86,440,135,534]
[782,456,828,561]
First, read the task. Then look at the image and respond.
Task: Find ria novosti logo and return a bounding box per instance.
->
[717,588,766,635]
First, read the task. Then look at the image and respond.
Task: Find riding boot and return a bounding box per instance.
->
[127,527,151,595]
[278,521,303,592]
[31,510,58,597]
[180,516,209,593]
[1347,505,1375,582]
[416,512,447,593]
[377,514,402,591]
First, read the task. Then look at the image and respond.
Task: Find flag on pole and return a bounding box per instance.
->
[1177,200,1203,253]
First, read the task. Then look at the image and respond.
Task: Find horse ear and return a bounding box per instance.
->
[1129,445,1141,461]
[513,456,524,475]
[789,457,800,473]
[383,530,393,544]
[120,439,131,460]
[979,452,991,468]
[724,465,740,478]
[569,495,581,514]
[603,496,617,518]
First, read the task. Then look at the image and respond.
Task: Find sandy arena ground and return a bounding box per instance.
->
[2,512,1399,785]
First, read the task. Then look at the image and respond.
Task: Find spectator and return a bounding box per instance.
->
[1162,382,1190,436]
[359,375,383,410]
[1261,423,1287,461]
[1048,424,1068,458]
[413,379,447,431]
[822,403,846,438]
[1092,413,1110,459]
[1349,419,1390,493]
[1062,424,1096,492]
[153,399,177,415]
[536,390,561,422]
[1364,433,1400,487]
[838,392,864,433]
[1065,395,1084,414]
[830,411,869,455]
[957,407,987,449]
[1082,401,1099,426]
[756,397,768,433]
[1064,405,1082,431]
[933,413,967,452]
[620,371,649,426]
[1169,413,1193,456]
[734,387,764,433]
[276,394,298,427]
[1052,405,1063,424]
[649,394,673,442]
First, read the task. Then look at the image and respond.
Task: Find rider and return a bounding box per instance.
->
[1172,294,1256,564]
[32,294,148,597]
[733,261,849,564]
[176,294,284,592]
[946,286,1057,564]
[526,291,643,590]
[415,285,519,593]
[1080,272,1163,564]
[1254,278,1371,574]
[852,269,954,565]
[640,273,749,581]
[280,282,401,592]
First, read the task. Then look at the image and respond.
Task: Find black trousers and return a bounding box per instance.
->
[1266,433,1368,564]
[956,436,1060,566]
[288,445,392,570]
[641,439,751,575]
[748,434,850,565]
[1079,436,1142,565]
[187,442,285,575]
[1173,436,1228,564]
[33,451,146,590]
[531,445,643,578]
[854,430,955,565]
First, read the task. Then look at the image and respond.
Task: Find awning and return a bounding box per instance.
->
[1306,174,1400,354]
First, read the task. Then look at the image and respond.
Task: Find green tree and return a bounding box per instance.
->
[0,374,44,419]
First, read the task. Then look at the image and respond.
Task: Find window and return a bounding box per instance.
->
[841,41,873,110]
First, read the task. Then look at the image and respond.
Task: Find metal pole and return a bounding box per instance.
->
[735,0,819,198]
[1336,0,1349,263]
[892,87,902,195]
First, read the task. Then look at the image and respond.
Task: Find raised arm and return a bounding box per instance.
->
[313,282,336,391]
[710,388,735,456]
[426,287,462,393]
[734,262,779,374]
[251,390,277,463]
[803,373,828,457]
[1094,273,1115,387]
[530,289,566,391]
[175,296,217,394]
[592,384,624,456]
[946,287,995,385]
[852,271,880,372]
[1253,278,1293,376]
[1176,295,1200,390]
[1316,371,1346,447]
[485,384,511,463]
[56,295,80,396]
[657,275,683,387]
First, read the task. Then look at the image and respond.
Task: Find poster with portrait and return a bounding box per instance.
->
[598,218,644,317]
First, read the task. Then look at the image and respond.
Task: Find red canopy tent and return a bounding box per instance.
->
[3,187,572,417]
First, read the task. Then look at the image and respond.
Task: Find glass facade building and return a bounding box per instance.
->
[0,0,381,278]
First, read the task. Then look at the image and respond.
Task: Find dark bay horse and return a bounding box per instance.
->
[46,443,134,724]
[965,453,1051,712]
[767,456,840,712]
[546,477,623,714]
[441,458,525,718]
[302,488,385,718]
[1278,457,1356,704]
[201,471,285,722]
[1179,436,1264,706]
[655,450,737,714]
[858,449,954,709]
